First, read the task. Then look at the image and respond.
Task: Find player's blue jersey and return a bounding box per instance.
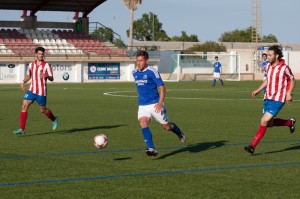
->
[213,61,222,73]
[262,60,269,78]
[132,66,164,106]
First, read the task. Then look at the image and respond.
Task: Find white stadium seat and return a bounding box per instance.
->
[38,39,45,45]
[44,39,51,45]
[59,49,66,54]
[33,39,39,44]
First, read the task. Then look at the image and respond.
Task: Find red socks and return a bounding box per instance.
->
[44,109,56,122]
[273,119,291,127]
[19,109,55,130]
[251,125,267,148]
[20,112,28,130]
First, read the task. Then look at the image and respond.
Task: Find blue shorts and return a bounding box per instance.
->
[24,90,47,106]
[263,99,284,117]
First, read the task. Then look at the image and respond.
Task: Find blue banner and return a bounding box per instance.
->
[88,63,120,80]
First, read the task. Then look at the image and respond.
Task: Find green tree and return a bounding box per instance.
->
[171,31,199,42]
[113,38,127,48]
[187,41,226,52]
[219,27,252,42]
[90,27,114,42]
[127,12,170,41]
[262,34,278,43]
[219,27,278,43]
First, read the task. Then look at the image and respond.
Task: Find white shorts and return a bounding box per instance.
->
[138,103,169,124]
[213,72,220,78]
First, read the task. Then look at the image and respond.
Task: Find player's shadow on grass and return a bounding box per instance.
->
[254,144,300,156]
[113,157,132,161]
[156,140,228,159]
[25,124,127,136]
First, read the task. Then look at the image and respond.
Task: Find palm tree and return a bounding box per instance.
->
[123,0,142,50]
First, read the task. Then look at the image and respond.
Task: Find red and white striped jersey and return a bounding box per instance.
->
[265,60,294,102]
[27,60,53,96]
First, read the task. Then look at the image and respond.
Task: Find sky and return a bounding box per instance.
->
[0,0,299,44]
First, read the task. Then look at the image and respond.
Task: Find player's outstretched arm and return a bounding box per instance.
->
[252,79,267,97]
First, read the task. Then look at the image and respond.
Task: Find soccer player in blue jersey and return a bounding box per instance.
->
[261,53,269,95]
[212,56,224,87]
[132,50,185,156]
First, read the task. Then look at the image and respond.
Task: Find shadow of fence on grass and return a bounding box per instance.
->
[157,140,228,159]
[24,124,127,136]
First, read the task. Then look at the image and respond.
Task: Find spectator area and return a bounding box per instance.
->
[0,28,126,56]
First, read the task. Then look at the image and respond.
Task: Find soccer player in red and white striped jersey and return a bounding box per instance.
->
[244,45,296,154]
[13,47,58,135]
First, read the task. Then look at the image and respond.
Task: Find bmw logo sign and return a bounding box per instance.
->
[63,72,70,81]
[8,64,15,68]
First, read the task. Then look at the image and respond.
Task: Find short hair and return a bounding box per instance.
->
[35,47,45,54]
[215,56,218,59]
[136,50,149,59]
[268,45,283,60]
[262,53,267,57]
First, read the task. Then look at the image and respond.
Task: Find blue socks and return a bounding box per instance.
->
[142,127,154,149]
[171,123,182,136]
[213,79,224,86]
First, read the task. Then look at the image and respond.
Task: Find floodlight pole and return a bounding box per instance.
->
[252,0,262,73]
[152,13,154,41]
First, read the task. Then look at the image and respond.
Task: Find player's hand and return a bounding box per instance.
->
[154,102,163,113]
[40,73,48,79]
[20,83,26,91]
[252,90,260,97]
[286,93,293,105]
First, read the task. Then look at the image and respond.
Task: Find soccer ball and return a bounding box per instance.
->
[94,134,108,149]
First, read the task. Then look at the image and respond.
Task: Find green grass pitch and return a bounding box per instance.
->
[0,81,299,198]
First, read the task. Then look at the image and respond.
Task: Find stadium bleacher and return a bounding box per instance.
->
[0,28,127,56]
[0,0,129,58]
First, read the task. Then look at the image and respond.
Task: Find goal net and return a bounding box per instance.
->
[165,52,240,81]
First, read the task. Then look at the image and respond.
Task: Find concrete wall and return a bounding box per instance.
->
[133,41,300,51]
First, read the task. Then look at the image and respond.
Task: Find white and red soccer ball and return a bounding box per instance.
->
[94,134,108,149]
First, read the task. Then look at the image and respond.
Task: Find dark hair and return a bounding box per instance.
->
[268,45,283,60]
[35,47,45,54]
[262,53,267,57]
[136,50,149,59]
[215,56,218,59]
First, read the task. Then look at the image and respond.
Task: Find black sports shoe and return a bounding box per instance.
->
[178,131,186,143]
[289,118,296,134]
[146,148,158,156]
[244,145,255,154]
